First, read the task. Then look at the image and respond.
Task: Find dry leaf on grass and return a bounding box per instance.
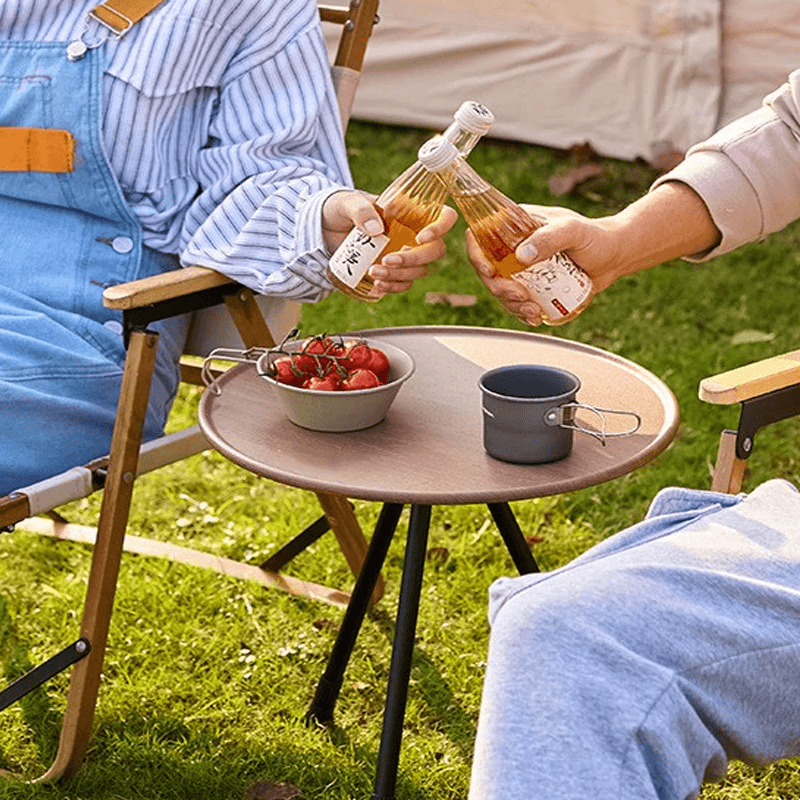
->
[649,142,685,173]
[425,292,477,307]
[244,781,304,800]
[730,329,775,345]
[548,163,604,196]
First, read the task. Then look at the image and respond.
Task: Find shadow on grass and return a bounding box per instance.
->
[310,602,478,764]
[0,595,62,775]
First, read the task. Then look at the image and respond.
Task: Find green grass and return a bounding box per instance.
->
[2,119,800,799]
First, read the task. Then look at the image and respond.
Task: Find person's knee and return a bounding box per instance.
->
[488,564,664,678]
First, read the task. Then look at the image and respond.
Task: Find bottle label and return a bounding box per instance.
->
[511,252,593,317]
[328,227,390,289]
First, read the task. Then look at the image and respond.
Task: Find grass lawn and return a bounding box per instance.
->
[2,118,800,799]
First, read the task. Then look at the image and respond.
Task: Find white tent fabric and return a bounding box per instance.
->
[324,0,800,162]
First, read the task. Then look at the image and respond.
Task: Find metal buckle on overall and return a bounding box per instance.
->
[67,0,168,61]
[66,20,109,62]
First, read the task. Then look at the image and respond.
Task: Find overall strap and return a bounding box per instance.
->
[88,0,170,38]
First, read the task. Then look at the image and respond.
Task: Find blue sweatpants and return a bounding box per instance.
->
[469,478,800,800]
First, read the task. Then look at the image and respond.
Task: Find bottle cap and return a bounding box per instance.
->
[417,136,458,172]
[452,101,494,134]
[417,136,459,172]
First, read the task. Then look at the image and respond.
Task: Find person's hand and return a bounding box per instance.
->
[467,182,723,326]
[466,229,546,326]
[511,204,623,294]
[467,203,621,326]
[368,205,458,294]
[321,189,458,295]
[321,189,383,250]
[511,185,722,293]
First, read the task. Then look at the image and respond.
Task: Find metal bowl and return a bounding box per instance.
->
[256,338,415,432]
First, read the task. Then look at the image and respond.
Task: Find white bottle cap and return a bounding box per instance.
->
[418,136,459,172]
[452,101,494,134]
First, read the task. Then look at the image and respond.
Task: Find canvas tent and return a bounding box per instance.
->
[324,0,800,163]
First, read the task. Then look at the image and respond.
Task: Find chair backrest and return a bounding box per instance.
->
[184,0,380,357]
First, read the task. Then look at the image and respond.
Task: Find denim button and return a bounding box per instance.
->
[111,236,134,254]
[103,320,123,334]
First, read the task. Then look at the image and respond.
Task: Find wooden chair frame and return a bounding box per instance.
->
[700,349,800,493]
[0,0,380,782]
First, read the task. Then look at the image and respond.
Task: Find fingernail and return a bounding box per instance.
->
[381,254,402,267]
[517,243,539,263]
[364,219,383,236]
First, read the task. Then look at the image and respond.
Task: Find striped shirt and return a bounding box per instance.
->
[0,0,353,301]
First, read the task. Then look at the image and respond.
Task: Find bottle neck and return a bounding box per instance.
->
[441,156,539,239]
[382,117,489,205]
[441,122,484,157]
[442,155,493,198]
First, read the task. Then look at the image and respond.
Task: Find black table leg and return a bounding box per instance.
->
[307,502,404,725]
[487,502,539,574]
[371,503,431,800]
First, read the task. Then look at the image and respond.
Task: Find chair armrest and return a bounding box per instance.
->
[103,265,237,311]
[698,349,800,404]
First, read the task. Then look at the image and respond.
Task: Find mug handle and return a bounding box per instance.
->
[546,403,642,445]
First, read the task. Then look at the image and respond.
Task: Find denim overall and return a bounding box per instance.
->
[0,38,188,495]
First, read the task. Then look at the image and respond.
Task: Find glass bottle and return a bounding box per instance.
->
[327,101,494,303]
[417,136,594,325]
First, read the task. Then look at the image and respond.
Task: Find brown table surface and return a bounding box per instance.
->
[199,325,680,504]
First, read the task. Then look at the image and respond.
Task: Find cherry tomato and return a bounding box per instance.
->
[341,368,382,391]
[365,348,391,383]
[303,335,344,374]
[343,341,372,371]
[289,351,317,376]
[270,355,305,386]
[304,372,342,391]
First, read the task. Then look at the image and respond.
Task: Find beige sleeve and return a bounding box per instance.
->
[651,69,800,261]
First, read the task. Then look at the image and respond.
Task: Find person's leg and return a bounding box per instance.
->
[0,375,122,495]
[469,479,800,800]
[0,312,182,496]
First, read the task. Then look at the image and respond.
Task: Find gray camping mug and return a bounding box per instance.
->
[479,365,641,464]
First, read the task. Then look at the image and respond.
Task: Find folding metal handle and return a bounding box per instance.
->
[545,403,641,445]
[201,346,267,393]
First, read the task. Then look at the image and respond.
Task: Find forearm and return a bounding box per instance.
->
[602,181,721,279]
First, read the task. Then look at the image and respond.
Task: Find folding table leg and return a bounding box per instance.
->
[372,503,431,800]
[487,502,539,574]
[307,502,403,725]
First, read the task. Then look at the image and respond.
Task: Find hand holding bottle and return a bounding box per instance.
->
[466,225,546,325]
[418,136,595,325]
[321,189,458,296]
[471,183,722,325]
[325,101,494,303]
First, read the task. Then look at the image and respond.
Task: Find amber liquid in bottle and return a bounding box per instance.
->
[449,180,592,324]
[327,184,447,302]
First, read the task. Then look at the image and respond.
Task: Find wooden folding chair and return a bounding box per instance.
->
[700,349,800,493]
[0,0,381,782]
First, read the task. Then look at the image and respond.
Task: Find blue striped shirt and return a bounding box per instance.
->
[0,0,353,301]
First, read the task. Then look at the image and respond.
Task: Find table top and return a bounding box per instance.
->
[199,325,680,505]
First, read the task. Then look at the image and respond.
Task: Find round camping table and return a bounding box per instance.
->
[199,325,680,800]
